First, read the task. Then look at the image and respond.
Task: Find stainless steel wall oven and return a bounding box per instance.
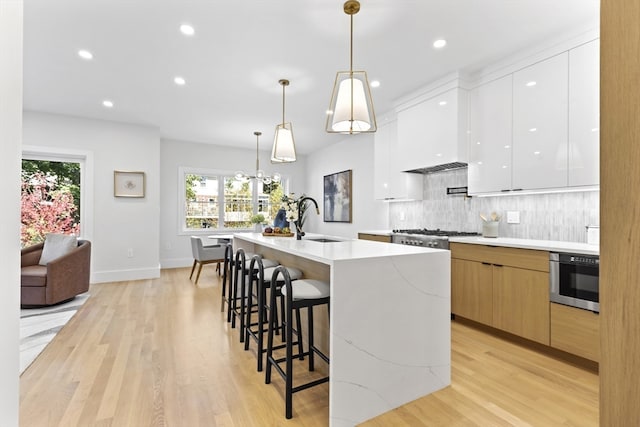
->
[550,252,599,312]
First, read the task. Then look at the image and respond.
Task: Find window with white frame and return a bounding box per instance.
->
[179,167,286,233]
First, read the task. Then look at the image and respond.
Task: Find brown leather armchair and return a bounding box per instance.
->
[21,240,91,307]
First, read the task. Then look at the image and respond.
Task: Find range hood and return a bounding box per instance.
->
[405,162,468,174]
[395,85,469,175]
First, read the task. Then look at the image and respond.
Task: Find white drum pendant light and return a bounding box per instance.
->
[271,79,297,163]
[326,0,377,134]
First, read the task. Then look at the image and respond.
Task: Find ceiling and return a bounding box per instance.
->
[23,0,599,155]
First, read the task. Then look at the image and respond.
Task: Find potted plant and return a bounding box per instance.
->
[250,213,266,232]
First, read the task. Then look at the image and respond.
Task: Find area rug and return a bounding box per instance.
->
[19,294,90,374]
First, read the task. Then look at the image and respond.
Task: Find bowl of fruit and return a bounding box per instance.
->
[262,226,294,237]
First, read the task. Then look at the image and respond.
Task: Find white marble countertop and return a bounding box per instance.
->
[233,232,445,265]
[449,236,599,255]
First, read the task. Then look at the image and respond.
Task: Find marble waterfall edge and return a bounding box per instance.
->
[329,251,450,426]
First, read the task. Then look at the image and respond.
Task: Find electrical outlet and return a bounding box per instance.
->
[127,248,134,258]
[506,211,520,224]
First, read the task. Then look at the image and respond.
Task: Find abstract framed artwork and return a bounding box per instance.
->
[323,169,352,223]
[114,170,145,198]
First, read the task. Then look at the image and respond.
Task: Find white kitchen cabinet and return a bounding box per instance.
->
[396,88,468,172]
[467,75,513,194]
[374,119,422,200]
[512,53,569,190]
[568,39,600,187]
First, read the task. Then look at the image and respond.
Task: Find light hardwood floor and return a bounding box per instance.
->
[20,268,598,426]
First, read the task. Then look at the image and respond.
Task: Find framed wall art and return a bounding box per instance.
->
[323,169,352,223]
[114,170,145,198]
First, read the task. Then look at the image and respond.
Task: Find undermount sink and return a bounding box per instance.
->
[306,238,342,243]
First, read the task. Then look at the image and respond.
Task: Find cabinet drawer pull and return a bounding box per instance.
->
[494,264,503,267]
[481,262,491,266]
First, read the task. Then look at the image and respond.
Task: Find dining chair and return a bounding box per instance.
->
[189,236,227,285]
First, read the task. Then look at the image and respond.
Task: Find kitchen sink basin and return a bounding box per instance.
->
[306,238,342,243]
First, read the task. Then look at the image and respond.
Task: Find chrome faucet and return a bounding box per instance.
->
[296,196,320,239]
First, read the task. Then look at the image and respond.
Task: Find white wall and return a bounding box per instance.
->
[304,133,388,238]
[160,138,308,268]
[22,112,161,283]
[0,0,22,424]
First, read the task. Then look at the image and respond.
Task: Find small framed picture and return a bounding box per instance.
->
[323,169,352,223]
[114,171,145,198]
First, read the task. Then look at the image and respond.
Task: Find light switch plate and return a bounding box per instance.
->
[507,211,520,224]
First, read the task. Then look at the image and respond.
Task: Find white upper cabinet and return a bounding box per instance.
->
[568,39,600,187]
[512,53,569,190]
[396,88,468,172]
[374,119,423,200]
[467,75,513,194]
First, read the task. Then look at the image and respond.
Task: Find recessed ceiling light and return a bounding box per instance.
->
[174,76,186,86]
[504,145,510,149]
[526,81,537,87]
[476,141,481,145]
[77,49,93,60]
[433,39,447,49]
[180,24,195,36]
[439,101,447,106]
[529,127,537,132]
[102,100,114,108]
[591,127,599,132]
[370,80,380,88]
[534,151,541,155]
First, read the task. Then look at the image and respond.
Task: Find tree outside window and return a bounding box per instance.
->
[21,160,81,247]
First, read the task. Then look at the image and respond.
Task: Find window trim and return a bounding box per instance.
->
[22,145,94,243]
[177,166,287,235]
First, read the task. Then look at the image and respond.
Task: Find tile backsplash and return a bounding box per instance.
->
[388,169,599,243]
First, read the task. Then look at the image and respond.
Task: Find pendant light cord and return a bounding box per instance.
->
[255,132,260,172]
[349,12,354,132]
[282,83,286,126]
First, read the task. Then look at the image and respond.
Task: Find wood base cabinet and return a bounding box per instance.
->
[451,258,493,325]
[451,243,550,345]
[493,265,550,345]
[550,302,599,362]
[357,233,391,243]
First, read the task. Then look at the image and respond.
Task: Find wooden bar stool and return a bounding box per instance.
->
[229,248,277,342]
[220,244,237,314]
[244,256,303,372]
[265,266,330,419]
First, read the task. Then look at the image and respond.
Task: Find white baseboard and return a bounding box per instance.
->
[160,257,193,269]
[91,265,161,283]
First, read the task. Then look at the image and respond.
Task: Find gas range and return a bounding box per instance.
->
[390,228,480,249]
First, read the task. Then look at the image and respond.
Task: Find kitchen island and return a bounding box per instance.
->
[233,233,451,426]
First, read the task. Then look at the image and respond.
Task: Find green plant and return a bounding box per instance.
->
[250,213,265,224]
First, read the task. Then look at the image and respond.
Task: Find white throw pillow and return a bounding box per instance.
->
[38,233,78,265]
